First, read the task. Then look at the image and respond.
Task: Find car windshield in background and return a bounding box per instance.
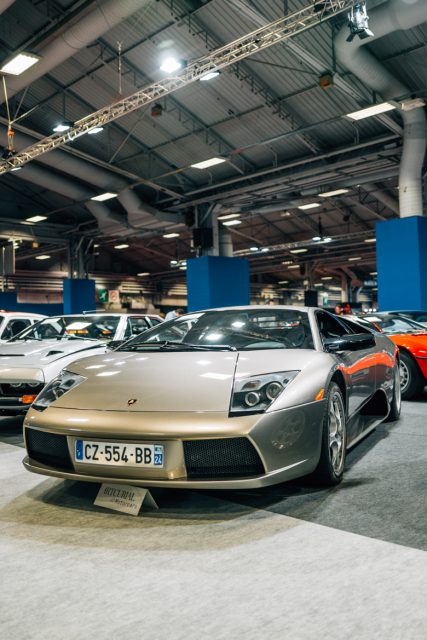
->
[13,316,121,342]
[365,315,427,335]
[118,309,314,352]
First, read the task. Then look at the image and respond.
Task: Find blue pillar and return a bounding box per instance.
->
[186,256,250,311]
[376,216,427,311]
[63,279,96,314]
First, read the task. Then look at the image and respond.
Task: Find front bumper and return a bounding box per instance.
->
[23,401,326,489]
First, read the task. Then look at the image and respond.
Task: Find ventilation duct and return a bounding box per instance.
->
[0,1,15,15]
[334,0,427,217]
[14,163,125,235]
[0,0,153,103]
[0,124,180,230]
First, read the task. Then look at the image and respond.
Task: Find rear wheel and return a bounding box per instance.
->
[311,383,346,486]
[399,351,424,400]
[385,363,401,422]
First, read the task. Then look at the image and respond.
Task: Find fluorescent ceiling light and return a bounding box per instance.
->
[222,219,242,226]
[290,248,307,254]
[400,98,425,112]
[298,203,320,210]
[319,189,349,198]
[260,247,269,253]
[217,213,240,220]
[1,52,39,75]
[364,238,376,243]
[278,280,289,284]
[370,271,377,275]
[287,265,300,269]
[163,232,180,238]
[53,121,73,132]
[87,127,104,134]
[200,71,220,81]
[90,192,117,202]
[282,260,293,265]
[250,247,259,252]
[137,272,150,276]
[35,254,50,260]
[114,244,129,249]
[314,283,323,287]
[348,256,361,261]
[321,276,333,280]
[26,215,47,223]
[10,166,22,172]
[346,102,396,120]
[191,157,226,170]
[160,58,183,73]
[323,237,332,243]
[179,266,187,270]
[312,235,322,241]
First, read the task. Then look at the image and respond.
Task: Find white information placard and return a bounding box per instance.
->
[94,483,158,516]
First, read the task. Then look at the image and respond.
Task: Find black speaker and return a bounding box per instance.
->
[193,227,213,249]
[304,290,318,307]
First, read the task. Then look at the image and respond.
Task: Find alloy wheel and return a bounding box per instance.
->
[395,365,402,413]
[328,391,345,475]
[399,359,409,393]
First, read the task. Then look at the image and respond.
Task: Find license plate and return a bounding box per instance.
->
[75,440,164,468]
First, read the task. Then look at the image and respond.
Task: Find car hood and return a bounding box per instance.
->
[0,339,105,367]
[386,333,427,357]
[52,348,316,412]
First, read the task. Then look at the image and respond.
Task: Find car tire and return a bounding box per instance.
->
[399,351,424,400]
[385,363,401,422]
[311,382,347,486]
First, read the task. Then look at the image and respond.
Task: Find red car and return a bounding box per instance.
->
[357,314,427,399]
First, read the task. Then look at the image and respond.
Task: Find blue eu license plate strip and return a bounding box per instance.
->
[75,440,164,468]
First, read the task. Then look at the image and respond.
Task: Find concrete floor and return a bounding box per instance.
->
[1,397,426,640]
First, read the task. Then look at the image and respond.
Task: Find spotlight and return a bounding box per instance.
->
[347,2,373,42]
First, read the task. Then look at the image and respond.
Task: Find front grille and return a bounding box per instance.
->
[26,428,73,470]
[183,437,264,479]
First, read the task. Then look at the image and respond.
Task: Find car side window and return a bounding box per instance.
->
[3,318,31,340]
[124,317,150,338]
[316,311,350,343]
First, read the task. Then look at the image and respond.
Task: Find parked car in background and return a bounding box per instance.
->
[386,310,427,328]
[23,306,399,490]
[0,311,45,342]
[349,313,427,400]
[0,313,162,415]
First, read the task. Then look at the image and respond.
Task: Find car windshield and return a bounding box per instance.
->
[118,309,314,352]
[12,315,121,342]
[365,315,427,335]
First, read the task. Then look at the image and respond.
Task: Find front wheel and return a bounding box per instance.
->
[400,351,424,400]
[311,383,346,486]
[385,363,401,421]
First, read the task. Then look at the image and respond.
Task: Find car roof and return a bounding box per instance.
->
[187,305,315,313]
[0,311,45,317]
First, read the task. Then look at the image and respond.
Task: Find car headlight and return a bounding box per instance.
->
[32,370,87,412]
[230,371,299,415]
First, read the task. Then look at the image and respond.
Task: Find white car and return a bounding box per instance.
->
[0,311,45,342]
[0,312,162,415]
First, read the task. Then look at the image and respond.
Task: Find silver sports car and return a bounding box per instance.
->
[23,306,400,489]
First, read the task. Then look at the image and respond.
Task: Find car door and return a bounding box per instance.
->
[316,311,377,419]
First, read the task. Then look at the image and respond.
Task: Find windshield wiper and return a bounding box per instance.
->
[121,340,236,352]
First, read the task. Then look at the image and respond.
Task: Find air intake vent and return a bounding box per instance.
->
[26,428,73,470]
[183,437,264,479]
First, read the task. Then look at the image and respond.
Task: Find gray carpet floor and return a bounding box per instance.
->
[0,398,426,640]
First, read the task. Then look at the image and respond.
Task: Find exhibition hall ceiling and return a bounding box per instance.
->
[0,0,425,288]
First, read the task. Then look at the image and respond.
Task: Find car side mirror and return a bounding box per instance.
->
[324,332,375,352]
